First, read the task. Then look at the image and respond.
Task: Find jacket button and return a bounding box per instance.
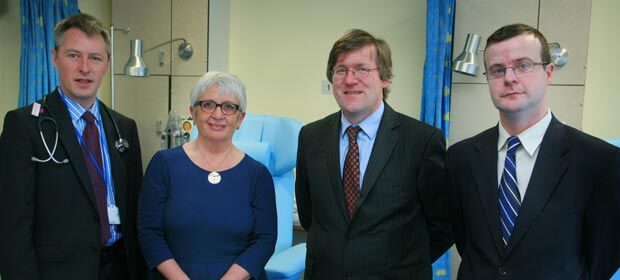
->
[344,272,352,280]
[498,267,507,276]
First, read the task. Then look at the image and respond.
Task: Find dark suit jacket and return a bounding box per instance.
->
[295,103,453,279]
[0,90,146,280]
[446,116,620,280]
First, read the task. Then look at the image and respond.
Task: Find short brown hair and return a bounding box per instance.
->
[327,29,393,99]
[54,13,110,56]
[484,23,550,67]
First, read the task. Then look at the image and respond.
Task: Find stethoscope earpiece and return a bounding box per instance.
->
[32,114,70,164]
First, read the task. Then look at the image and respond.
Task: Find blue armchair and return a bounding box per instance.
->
[232,113,306,280]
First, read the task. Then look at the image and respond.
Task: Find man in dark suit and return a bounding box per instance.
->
[295,29,453,279]
[0,13,145,279]
[447,23,620,279]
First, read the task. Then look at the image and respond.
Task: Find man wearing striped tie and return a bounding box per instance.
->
[446,23,620,279]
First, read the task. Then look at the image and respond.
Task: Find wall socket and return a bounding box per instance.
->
[321,80,332,95]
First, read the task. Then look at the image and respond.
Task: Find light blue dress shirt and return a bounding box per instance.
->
[339,101,385,189]
[58,87,121,246]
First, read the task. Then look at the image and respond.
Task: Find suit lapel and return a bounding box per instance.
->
[99,103,128,222]
[470,126,504,253]
[356,104,398,213]
[46,90,98,209]
[325,114,349,221]
[505,117,569,254]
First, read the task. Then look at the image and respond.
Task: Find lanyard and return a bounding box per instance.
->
[75,126,107,184]
[57,89,117,209]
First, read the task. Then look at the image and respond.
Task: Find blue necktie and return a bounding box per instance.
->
[499,136,521,246]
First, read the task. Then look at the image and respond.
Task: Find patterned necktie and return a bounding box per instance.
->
[81,111,110,245]
[343,126,361,218]
[499,136,522,246]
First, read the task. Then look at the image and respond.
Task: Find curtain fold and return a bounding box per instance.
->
[421,0,455,141]
[421,0,456,279]
[19,0,79,107]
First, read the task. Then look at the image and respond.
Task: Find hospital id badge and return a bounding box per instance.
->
[108,205,121,225]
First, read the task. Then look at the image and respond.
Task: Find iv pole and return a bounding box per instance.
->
[109,25,130,109]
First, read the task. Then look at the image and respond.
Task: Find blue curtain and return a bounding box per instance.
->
[421,0,455,141]
[421,0,455,279]
[19,0,79,107]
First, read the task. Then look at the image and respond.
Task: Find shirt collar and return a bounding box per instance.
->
[58,86,102,124]
[497,109,552,156]
[340,101,384,140]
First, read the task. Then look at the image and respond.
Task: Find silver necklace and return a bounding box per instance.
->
[196,142,233,185]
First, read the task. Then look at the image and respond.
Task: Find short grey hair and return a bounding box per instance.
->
[189,71,247,113]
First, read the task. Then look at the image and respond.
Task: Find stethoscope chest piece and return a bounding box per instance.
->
[115,138,130,153]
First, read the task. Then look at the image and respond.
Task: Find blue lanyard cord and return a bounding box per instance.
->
[75,126,107,184]
[57,90,116,207]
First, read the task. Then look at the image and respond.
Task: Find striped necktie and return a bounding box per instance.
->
[499,136,521,246]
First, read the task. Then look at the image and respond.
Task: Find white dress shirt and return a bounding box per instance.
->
[497,109,552,202]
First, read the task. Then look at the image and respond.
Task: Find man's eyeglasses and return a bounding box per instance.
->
[332,66,379,79]
[484,59,549,80]
[194,100,240,115]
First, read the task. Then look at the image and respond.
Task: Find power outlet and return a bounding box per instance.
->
[321,80,333,95]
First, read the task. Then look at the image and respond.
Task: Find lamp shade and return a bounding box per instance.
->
[453,33,481,76]
[124,39,148,77]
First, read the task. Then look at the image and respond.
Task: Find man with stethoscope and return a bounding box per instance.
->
[0,13,145,280]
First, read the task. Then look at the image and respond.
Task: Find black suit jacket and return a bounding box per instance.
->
[295,103,453,279]
[0,90,146,280]
[446,116,620,280]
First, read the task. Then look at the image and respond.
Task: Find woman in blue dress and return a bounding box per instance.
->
[138,72,277,280]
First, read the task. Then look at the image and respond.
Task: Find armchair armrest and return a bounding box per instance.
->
[265,243,306,279]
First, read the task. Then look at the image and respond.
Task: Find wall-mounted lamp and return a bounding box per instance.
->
[452,33,482,76]
[548,42,568,67]
[124,38,194,77]
[452,33,569,77]
[108,26,195,108]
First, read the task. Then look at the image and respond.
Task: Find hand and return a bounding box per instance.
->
[157,259,190,280]
[220,263,251,280]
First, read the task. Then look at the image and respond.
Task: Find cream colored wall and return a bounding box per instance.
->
[79,0,112,105]
[0,0,20,130]
[582,0,620,140]
[228,0,426,124]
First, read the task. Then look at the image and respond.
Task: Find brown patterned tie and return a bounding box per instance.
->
[343,126,361,218]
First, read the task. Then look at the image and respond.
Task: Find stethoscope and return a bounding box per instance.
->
[31,95,130,164]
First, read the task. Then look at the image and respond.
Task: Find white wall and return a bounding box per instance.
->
[582,0,620,140]
[227,0,427,124]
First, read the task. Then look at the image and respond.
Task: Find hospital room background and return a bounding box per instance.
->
[0,0,618,279]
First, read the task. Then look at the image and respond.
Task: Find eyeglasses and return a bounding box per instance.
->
[194,100,240,115]
[332,66,379,79]
[484,59,549,80]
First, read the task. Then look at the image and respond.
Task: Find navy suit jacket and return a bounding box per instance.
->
[0,90,146,280]
[296,103,453,279]
[447,116,620,279]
